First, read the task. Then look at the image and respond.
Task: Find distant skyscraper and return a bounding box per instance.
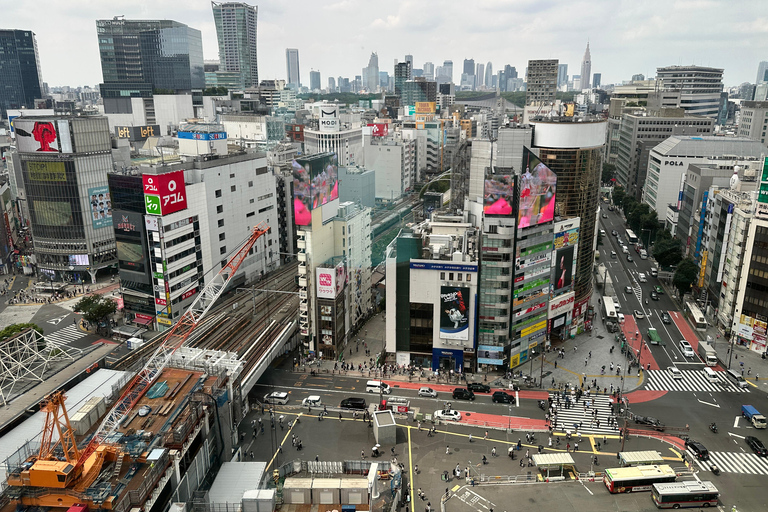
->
[443,60,453,82]
[95,18,203,105]
[0,29,43,117]
[631,73,645,82]
[286,48,301,88]
[364,52,379,92]
[476,63,484,87]
[525,59,558,105]
[405,54,413,68]
[592,72,601,88]
[423,62,435,81]
[395,61,412,99]
[463,59,475,75]
[757,61,768,83]
[484,62,493,89]
[657,65,724,118]
[212,1,259,88]
[557,64,568,87]
[309,70,321,91]
[328,76,336,92]
[580,42,591,89]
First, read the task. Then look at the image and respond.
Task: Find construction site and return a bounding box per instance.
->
[0,225,301,512]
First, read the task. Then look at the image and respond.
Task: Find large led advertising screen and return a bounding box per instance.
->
[439,286,469,340]
[483,174,515,215]
[519,148,556,228]
[553,245,574,292]
[292,153,339,226]
[14,119,73,153]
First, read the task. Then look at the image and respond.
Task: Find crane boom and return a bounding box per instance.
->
[75,223,270,471]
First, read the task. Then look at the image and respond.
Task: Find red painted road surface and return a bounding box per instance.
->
[623,389,667,404]
[622,315,660,370]
[384,380,550,400]
[670,310,700,353]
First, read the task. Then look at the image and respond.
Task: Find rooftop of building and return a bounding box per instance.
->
[656,65,724,73]
[742,101,768,109]
[529,114,605,124]
[652,136,768,157]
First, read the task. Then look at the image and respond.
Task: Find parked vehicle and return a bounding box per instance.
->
[467,382,491,393]
[742,405,767,429]
[452,388,475,400]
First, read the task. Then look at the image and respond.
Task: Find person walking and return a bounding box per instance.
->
[446,445,450,455]
[491,446,497,457]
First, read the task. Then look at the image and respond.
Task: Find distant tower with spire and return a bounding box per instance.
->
[580,42,592,90]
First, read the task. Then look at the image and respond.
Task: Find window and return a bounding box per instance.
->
[221,259,228,268]
[215,189,222,198]
[248,181,253,187]
[231,185,237,192]
[219,233,226,241]
[440,272,445,280]
[218,219,224,227]
[246,211,255,218]
[216,205,223,214]
[449,273,454,280]
[467,274,471,282]
[230,173,235,178]
[220,246,227,255]
[457,273,462,281]
[250,198,255,203]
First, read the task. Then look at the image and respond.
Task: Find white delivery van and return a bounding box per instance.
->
[366,380,391,394]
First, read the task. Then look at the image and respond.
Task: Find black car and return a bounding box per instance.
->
[492,391,512,403]
[685,439,710,460]
[745,436,768,457]
[627,255,633,262]
[611,230,618,236]
[661,312,671,324]
[340,397,367,410]
[467,382,491,393]
[634,415,665,431]
[452,388,476,400]
[650,291,659,300]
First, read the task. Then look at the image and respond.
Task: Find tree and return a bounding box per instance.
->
[74,296,117,327]
[602,163,616,184]
[654,236,683,268]
[0,322,43,341]
[612,186,626,209]
[203,86,229,96]
[673,258,698,296]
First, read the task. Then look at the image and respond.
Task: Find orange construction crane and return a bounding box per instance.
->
[38,391,80,463]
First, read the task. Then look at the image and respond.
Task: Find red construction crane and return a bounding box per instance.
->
[73,223,270,476]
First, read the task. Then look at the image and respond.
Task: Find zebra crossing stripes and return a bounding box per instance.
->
[688,449,768,475]
[44,324,87,345]
[644,369,749,393]
[548,393,620,436]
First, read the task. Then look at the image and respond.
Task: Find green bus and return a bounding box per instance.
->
[647,328,663,346]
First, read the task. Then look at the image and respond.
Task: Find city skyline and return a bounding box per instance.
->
[2,0,767,88]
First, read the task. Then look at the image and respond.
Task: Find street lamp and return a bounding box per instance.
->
[529,349,536,384]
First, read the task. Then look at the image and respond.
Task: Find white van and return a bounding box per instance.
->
[703,367,719,384]
[725,369,748,388]
[366,380,391,394]
[622,246,629,254]
[617,313,625,324]
[640,249,648,260]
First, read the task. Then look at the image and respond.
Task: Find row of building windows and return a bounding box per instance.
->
[439,272,472,282]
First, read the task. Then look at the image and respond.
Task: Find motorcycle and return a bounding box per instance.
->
[709,462,720,475]
[709,423,718,433]
[538,400,547,410]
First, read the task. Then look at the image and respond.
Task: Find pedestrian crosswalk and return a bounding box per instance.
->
[688,449,768,475]
[548,393,620,436]
[44,324,87,345]
[644,369,749,393]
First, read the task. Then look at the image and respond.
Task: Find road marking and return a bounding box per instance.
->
[733,416,740,428]
[47,314,69,325]
[728,432,745,439]
[579,479,594,495]
[696,399,720,408]
[455,488,495,512]
[515,390,520,407]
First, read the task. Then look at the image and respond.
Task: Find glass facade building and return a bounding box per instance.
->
[0,29,43,117]
[96,18,204,99]
[212,2,259,89]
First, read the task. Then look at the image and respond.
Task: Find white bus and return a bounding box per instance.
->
[602,296,617,322]
[684,301,707,331]
[651,480,719,508]
[625,229,638,245]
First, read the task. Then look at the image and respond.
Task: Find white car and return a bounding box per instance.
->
[679,340,695,358]
[617,313,625,323]
[634,309,645,319]
[622,246,629,254]
[668,366,683,380]
[264,391,289,405]
[302,395,322,407]
[638,273,647,283]
[434,409,461,421]
[418,387,437,398]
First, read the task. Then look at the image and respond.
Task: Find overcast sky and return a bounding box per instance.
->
[4,0,767,89]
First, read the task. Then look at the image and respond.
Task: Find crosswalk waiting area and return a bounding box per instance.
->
[44,324,87,346]
[644,369,750,393]
[548,392,620,436]
[688,448,768,475]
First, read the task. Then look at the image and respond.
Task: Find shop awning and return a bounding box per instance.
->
[532,453,575,468]
[133,316,154,326]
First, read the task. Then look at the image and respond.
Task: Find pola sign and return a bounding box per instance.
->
[143,170,188,216]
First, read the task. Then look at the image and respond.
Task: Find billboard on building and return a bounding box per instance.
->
[439,286,469,340]
[26,161,66,182]
[34,200,74,226]
[368,123,390,137]
[316,268,337,299]
[68,255,89,266]
[477,345,504,366]
[415,102,436,114]
[483,174,515,215]
[319,105,339,132]
[143,170,187,216]
[553,245,574,292]
[88,186,112,229]
[292,153,339,226]
[13,119,73,153]
[115,125,161,141]
[117,241,145,273]
[519,148,556,228]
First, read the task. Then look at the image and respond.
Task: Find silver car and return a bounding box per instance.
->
[418,386,437,398]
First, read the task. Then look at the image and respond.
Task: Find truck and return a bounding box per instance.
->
[741,405,767,429]
[647,328,664,346]
[697,341,717,366]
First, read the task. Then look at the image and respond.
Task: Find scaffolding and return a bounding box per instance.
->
[0,328,81,405]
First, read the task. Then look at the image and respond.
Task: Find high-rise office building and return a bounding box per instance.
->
[463,59,475,76]
[285,48,301,89]
[423,62,434,81]
[395,61,412,99]
[212,1,259,88]
[96,18,203,105]
[443,60,453,82]
[476,63,485,87]
[580,42,591,89]
[592,73,601,89]
[525,59,558,105]
[557,64,568,88]
[405,55,413,68]
[756,61,768,84]
[0,29,43,118]
[328,76,336,92]
[656,65,724,117]
[309,70,321,91]
[484,62,493,89]
[364,52,379,92]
